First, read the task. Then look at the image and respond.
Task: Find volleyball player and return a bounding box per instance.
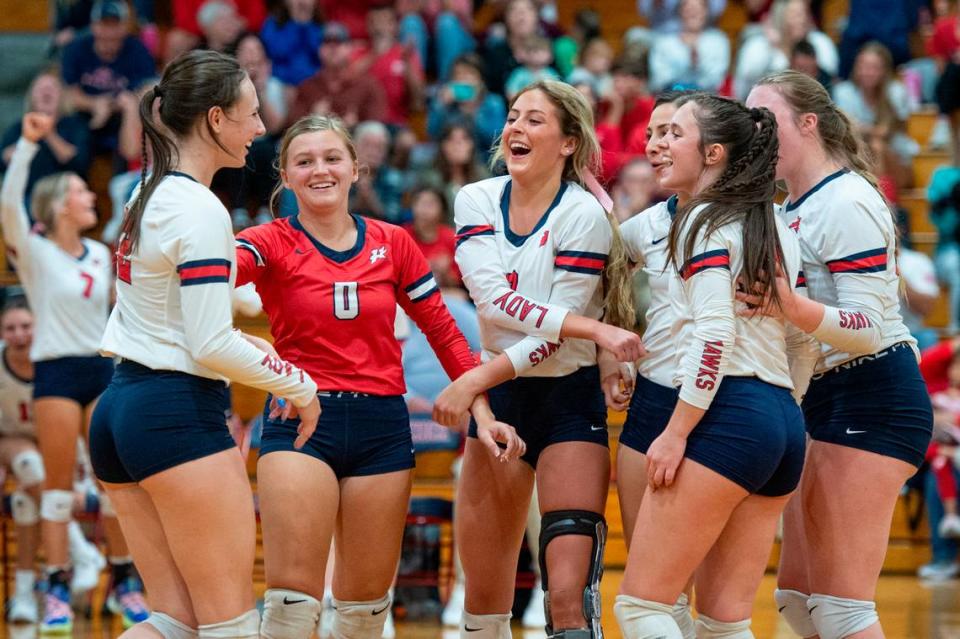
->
[432,80,643,638]
[0,111,147,633]
[613,94,812,639]
[743,70,934,639]
[90,50,321,639]
[233,114,522,639]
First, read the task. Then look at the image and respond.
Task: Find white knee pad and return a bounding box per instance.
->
[331,594,392,639]
[460,611,512,639]
[774,589,818,638]
[99,492,116,517]
[261,588,323,639]
[40,489,73,523]
[198,609,260,639]
[10,489,38,526]
[11,450,44,486]
[145,611,198,639]
[807,594,878,639]
[694,614,754,638]
[613,594,684,639]
[672,593,696,639]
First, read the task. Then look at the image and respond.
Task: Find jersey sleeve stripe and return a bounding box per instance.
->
[405,272,433,293]
[236,239,265,266]
[826,248,887,274]
[455,225,495,247]
[178,258,231,286]
[411,285,440,303]
[681,249,730,280]
[555,251,606,275]
[407,273,439,302]
[795,271,807,288]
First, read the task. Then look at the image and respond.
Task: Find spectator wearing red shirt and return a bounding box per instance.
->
[404,185,462,288]
[165,0,267,62]
[611,52,655,152]
[928,11,960,67]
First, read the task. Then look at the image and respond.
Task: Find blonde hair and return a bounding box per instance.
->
[30,172,76,235]
[492,80,635,330]
[755,70,879,188]
[269,114,357,214]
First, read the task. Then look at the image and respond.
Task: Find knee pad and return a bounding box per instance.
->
[694,614,753,638]
[11,450,45,486]
[807,594,878,639]
[613,595,684,639]
[773,589,817,638]
[10,489,38,526]
[261,588,322,639]
[99,492,116,518]
[539,510,606,637]
[672,593,696,639]
[40,489,73,523]
[198,609,260,639]
[331,594,391,639]
[145,612,198,639]
[460,611,512,639]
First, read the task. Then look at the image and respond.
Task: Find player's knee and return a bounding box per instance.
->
[10,489,38,526]
[539,510,606,635]
[145,612,198,639]
[808,594,878,639]
[11,449,44,487]
[260,588,322,639]
[613,594,684,639]
[40,489,73,523]
[331,594,391,639]
[774,589,818,638]
[460,611,512,639]
[694,614,754,638]
[197,609,259,639]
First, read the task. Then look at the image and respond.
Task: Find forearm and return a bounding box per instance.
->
[664,399,707,438]
[44,131,77,165]
[455,353,517,398]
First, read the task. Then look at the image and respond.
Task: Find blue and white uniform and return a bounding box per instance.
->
[90,172,318,483]
[455,176,610,466]
[781,169,933,466]
[618,196,681,453]
[669,206,813,496]
[0,139,114,405]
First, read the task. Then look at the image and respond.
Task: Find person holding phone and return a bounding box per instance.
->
[427,53,506,157]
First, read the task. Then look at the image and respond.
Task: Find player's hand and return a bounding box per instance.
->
[475,419,526,463]
[735,265,795,321]
[291,396,321,449]
[22,112,53,143]
[227,413,253,460]
[602,362,635,412]
[593,324,645,363]
[646,430,686,490]
[433,376,479,427]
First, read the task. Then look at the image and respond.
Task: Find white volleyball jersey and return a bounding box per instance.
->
[0,345,33,438]
[779,169,915,372]
[454,176,610,378]
[1,139,113,362]
[620,196,678,388]
[669,205,814,410]
[101,172,318,407]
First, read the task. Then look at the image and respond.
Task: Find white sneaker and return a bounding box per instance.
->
[938,513,960,539]
[522,584,546,629]
[8,591,38,623]
[918,560,960,580]
[381,610,395,639]
[441,582,465,627]
[70,544,106,595]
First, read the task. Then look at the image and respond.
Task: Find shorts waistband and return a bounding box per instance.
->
[318,391,372,398]
[812,341,913,379]
[117,359,225,387]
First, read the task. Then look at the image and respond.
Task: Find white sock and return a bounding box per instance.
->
[15,570,35,595]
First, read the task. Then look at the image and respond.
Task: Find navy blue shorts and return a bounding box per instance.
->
[89,360,235,483]
[620,375,679,454]
[684,377,806,497]
[468,365,608,469]
[803,341,933,468]
[34,356,114,406]
[259,393,414,479]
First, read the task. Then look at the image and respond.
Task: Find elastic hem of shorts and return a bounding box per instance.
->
[100,440,237,484]
[257,446,414,478]
[519,434,610,469]
[807,433,926,469]
[617,435,652,455]
[682,450,760,495]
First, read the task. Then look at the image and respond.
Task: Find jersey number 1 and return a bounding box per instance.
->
[333,282,359,320]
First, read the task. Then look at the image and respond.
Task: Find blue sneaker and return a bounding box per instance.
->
[105,576,150,629]
[39,581,72,635]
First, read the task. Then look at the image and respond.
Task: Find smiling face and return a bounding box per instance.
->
[646,101,679,182]
[501,88,574,184]
[1,307,32,353]
[30,74,62,117]
[281,129,359,215]
[60,175,98,231]
[657,101,708,194]
[215,76,265,168]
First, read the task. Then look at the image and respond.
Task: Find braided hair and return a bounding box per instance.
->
[667,94,785,309]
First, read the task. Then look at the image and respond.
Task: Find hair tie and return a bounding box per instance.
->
[583,169,614,214]
[750,107,764,123]
[154,85,164,99]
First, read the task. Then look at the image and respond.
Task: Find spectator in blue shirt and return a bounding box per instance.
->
[260,0,324,86]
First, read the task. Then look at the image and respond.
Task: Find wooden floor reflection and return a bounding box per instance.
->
[1,573,956,639]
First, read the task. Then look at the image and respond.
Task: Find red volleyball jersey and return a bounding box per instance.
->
[236,215,476,395]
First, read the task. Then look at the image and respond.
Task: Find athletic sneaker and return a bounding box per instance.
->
[938,513,960,539]
[441,581,465,627]
[918,560,960,581]
[70,545,106,596]
[40,581,73,635]
[105,576,150,628]
[7,590,38,624]
[522,583,546,629]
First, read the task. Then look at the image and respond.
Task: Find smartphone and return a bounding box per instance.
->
[449,82,477,102]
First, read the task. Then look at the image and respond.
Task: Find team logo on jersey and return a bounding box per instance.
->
[506,270,519,291]
[539,230,550,247]
[789,217,801,232]
[115,236,132,285]
[370,246,388,263]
